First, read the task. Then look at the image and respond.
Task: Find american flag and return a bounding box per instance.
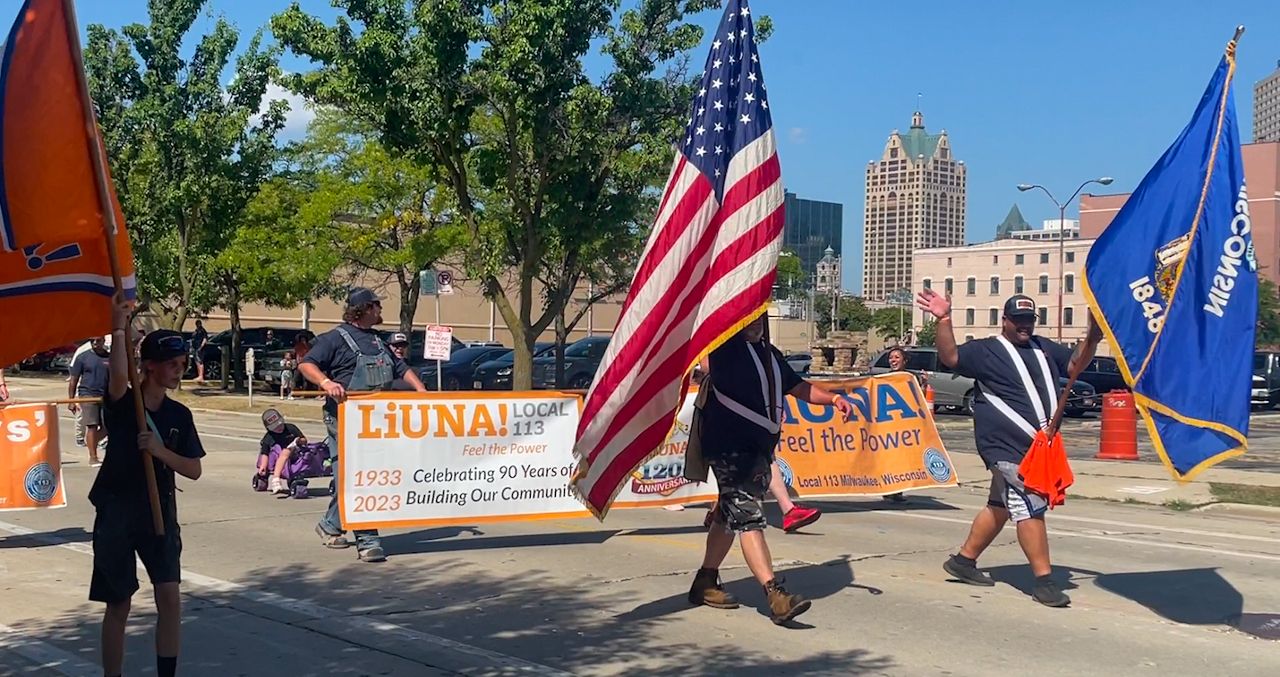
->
[572,0,783,517]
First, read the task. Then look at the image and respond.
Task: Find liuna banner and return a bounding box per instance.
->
[337,372,956,529]
[0,403,66,511]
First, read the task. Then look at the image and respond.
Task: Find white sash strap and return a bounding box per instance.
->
[978,384,1037,440]
[1028,339,1058,425]
[712,388,782,433]
[994,335,1050,430]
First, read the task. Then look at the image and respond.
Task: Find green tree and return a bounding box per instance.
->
[293,110,465,334]
[869,307,912,342]
[212,174,340,388]
[1258,277,1280,347]
[84,1,286,328]
[915,318,938,347]
[814,295,872,337]
[774,250,804,299]
[272,0,768,389]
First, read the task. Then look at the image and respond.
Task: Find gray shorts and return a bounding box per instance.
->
[987,461,1048,522]
[78,402,103,429]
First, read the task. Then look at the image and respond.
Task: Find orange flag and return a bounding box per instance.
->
[0,0,136,369]
[1019,430,1074,508]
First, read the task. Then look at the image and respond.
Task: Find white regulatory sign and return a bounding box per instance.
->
[424,324,454,361]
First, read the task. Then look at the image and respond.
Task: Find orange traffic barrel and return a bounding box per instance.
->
[925,384,936,413]
[1097,390,1139,461]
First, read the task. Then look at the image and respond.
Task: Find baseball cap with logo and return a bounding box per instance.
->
[389,332,409,345]
[1002,295,1038,320]
[346,287,382,307]
[261,408,286,433]
[140,329,188,361]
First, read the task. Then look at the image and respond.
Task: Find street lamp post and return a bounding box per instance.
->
[1016,177,1114,341]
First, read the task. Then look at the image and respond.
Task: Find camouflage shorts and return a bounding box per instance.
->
[708,450,773,533]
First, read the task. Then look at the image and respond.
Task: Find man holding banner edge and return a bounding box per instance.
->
[918,289,1101,607]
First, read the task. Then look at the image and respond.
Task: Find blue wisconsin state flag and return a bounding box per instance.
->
[1083,35,1257,480]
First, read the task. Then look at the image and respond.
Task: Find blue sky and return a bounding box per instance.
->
[31,0,1280,293]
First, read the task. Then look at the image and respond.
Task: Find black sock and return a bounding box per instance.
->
[1035,574,1054,586]
[953,553,977,568]
[158,654,177,677]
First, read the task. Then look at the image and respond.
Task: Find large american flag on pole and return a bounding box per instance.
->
[572,0,784,518]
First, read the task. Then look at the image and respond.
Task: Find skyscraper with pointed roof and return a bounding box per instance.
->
[995,204,1031,239]
[862,111,966,301]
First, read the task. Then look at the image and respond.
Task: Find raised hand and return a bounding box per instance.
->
[915,288,952,319]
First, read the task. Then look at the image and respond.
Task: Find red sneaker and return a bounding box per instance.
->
[782,505,821,533]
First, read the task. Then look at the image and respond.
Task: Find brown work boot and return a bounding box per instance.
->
[688,568,739,609]
[764,578,811,625]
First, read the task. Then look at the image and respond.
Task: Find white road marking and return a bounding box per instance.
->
[867,509,1280,561]
[0,622,99,677]
[1115,486,1169,495]
[0,520,571,676]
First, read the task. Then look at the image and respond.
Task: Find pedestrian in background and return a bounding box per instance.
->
[68,335,111,467]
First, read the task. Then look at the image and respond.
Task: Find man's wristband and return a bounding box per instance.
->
[320,378,332,387]
[938,315,952,323]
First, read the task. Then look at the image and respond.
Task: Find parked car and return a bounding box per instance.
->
[255,329,467,387]
[784,352,812,376]
[1253,351,1280,407]
[533,336,611,389]
[1252,374,1270,409]
[472,342,555,390]
[419,346,512,391]
[869,346,1097,417]
[22,343,78,372]
[201,326,304,381]
[1075,356,1129,394]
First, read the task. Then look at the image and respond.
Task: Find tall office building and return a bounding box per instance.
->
[1256,60,1280,143]
[782,190,843,288]
[862,111,966,301]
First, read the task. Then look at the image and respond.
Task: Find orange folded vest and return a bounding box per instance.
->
[1018,429,1074,508]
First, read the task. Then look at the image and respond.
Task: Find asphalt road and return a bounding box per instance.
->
[1,406,1279,676]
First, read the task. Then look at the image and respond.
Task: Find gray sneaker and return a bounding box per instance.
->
[943,556,995,587]
[315,524,351,549]
[1032,580,1071,607]
[358,546,387,563]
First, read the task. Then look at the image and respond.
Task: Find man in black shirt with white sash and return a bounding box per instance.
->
[687,314,852,625]
[917,291,1102,607]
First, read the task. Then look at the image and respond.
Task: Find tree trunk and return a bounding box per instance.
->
[554,310,569,388]
[229,283,243,391]
[400,270,421,334]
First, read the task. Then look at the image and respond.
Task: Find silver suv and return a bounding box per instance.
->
[867,347,1097,417]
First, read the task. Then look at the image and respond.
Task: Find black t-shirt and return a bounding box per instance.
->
[302,324,409,414]
[701,337,804,457]
[259,423,304,456]
[90,388,206,518]
[192,326,208,349]
[954,335,1072,467]
[70,350,110,397]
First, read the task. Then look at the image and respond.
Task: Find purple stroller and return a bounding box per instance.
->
[251,441,333,498]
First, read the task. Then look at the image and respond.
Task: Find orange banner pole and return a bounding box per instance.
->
[60,0,163,535]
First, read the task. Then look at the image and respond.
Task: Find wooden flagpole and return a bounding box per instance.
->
[60,0,164,535]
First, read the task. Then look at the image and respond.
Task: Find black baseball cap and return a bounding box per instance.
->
[347,287,382,306]
[389,332,409,345]
[140,329,188,361]
[1003,295,1037,320]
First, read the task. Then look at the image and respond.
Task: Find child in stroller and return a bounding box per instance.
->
[253,409,332,498]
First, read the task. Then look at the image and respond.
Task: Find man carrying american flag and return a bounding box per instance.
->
[572,0,847,624]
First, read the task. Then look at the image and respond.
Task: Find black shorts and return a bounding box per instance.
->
[708,449,773,533]
[89,502,182,603]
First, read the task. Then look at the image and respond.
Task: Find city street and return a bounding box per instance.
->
[1,376,1279,676]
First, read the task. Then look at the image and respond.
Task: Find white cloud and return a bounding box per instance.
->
[788,127,807,144]
[256,80,315,139]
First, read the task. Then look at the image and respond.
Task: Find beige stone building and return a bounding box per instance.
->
[911,236,1096,348]
[863,111,966,301]
[1255,60,1280,143]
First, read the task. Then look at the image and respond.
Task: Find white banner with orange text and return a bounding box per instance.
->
[337,393,716,529]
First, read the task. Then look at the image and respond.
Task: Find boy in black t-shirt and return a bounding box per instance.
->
[257,408,307,494]
[92,294,205,677]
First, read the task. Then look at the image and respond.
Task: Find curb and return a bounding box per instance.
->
[1194,502,1280,519]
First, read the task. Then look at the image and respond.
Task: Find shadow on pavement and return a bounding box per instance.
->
[0,526,90,550]
[381,524,709,555]
[15,558,896,676]
[1093,567,1245,626]
[984,563,1100,596]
